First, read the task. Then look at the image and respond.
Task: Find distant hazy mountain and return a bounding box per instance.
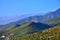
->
[15,8,60,24]
[0,8,60,29]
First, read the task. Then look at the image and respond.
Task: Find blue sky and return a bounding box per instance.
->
[0,0,60,25]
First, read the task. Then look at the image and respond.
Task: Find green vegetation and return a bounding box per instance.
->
[0,22,31,36]
[0,22,50,37]
[10,25,60,40]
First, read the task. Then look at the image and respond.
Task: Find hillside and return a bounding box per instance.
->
[10,25,60,40]
[0,22,51,37]
[0,8,60,40]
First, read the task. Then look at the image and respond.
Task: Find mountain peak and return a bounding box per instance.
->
[56,8,60,12]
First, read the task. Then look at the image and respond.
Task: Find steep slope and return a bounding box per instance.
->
[0,22,51,37]
[11,25,60,40]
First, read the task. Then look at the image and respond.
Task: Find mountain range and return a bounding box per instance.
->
[16,8,60,24]
[0,8,60,40]
[0,8,60,29]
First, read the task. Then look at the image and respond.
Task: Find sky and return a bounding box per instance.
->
[0,0,60,25]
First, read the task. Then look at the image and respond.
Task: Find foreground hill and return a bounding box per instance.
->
[10,25,60,40]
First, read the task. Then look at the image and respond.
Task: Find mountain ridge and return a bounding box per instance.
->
[0,8,60,29]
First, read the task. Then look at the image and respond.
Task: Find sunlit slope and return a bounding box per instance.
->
[11,25,60,40]
[0,24,16,35]
[0,22,31,36]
